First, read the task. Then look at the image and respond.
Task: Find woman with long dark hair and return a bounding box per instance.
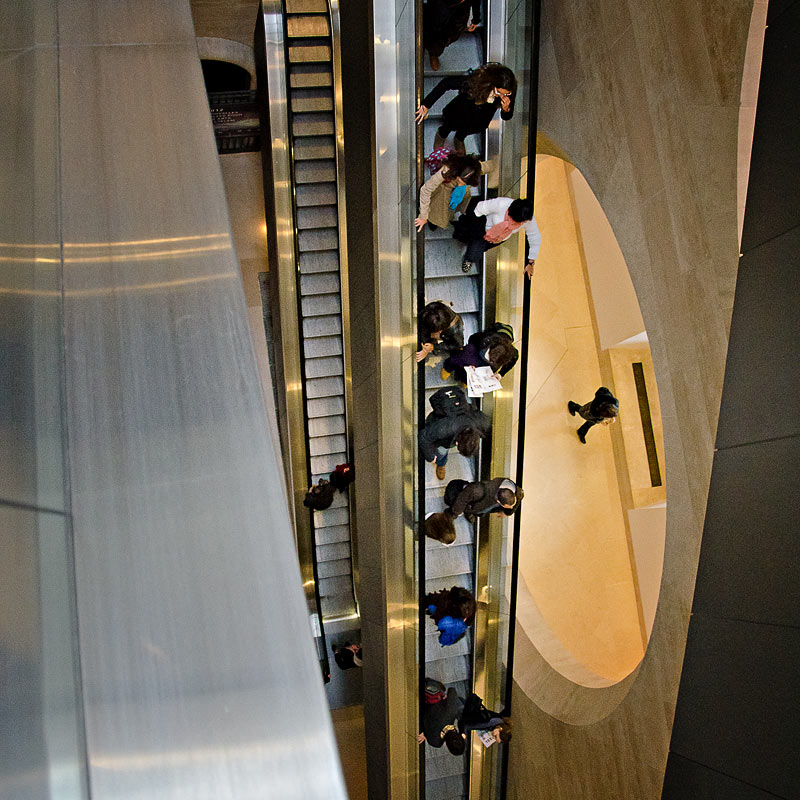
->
[415,63,517,153]
[415,152,483,232]
[425,586,477,646]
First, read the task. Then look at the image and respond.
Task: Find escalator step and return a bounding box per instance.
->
[286,0,328,12]
[294,158,336,184]
[309,432,347,457]
[298,204,338,229]
[301,291,340,317]
[317,541,352,563]
[425,276,479,313]
[306,394,345,419]
[425,574,474,596]
[306,374,344,399]
[289,63,333,88]
[300,271,340,296]
[423,238,479,277]
[304,334,342,360]
[294,135,336,161]
[296,182,337,207]
[286,14,330,38]
[308,412,346,437]
[288,43,331,63]
[299,229,338,253]
[292,112,334,137]
[311,450,347,476]
[317,557,352,579]
[315,523,350,545]
[425,656,469,685]
[300,251,339,274]
[291,88,334,113]
[318,574,352,597]
[426,750,469,781]
[314,506,349,528]
[320,593,357,619]
[425,544,473,580]
[425,628,471,661]
[303,312,341,338]
[305,355,344,381]
[424,774,468,800]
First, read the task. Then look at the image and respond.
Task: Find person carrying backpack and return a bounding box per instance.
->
[419,386,491,480]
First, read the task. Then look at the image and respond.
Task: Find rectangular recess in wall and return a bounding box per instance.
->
[632,362,662,487]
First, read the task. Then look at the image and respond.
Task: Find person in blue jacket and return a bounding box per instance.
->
[425,586,476,646]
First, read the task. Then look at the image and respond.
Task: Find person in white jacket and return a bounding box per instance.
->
[460,196,541,278]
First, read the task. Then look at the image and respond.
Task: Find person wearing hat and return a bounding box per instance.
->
[568,386,619,444]
[441,322,519,383]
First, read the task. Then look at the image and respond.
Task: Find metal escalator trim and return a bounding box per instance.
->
[257,0,331,682]
[327,0,360,623]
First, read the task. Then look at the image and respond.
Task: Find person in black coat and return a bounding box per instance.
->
[415,63,517,153]
[419,386,491,480]
[416,301,464,364]
[441,323,519,384]
[568,387,619,444]
[423,0,481,71]
[458,693,512,743]
[418,678,466,754]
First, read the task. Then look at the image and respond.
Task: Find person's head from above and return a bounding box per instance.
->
[442,153,481,187]
[455,427,481,458]
[508,198,534,223]
[303,480,335,510]
[424,512,457,545]
[450,586,476,621]
[596,401,619,419]
[487,338,517,372]
[468,63,517,104]
[443,728,467,756]
[496,487,518,509]
[420,301,456,338]
[492,719,513,743]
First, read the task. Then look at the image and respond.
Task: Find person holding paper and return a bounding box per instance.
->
[417,678,466,755]
[444,477,524,523]
[441,323,518,384]
[459,692,512,743]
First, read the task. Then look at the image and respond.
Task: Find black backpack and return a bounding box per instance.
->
[429,386,471,417]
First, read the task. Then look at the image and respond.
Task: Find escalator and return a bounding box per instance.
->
[418,20,487,800]
[256,0,358,669]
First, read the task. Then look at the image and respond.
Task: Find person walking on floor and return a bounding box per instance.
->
[423,0,481,71]
[415,63,517,153]
[568,386,619,444]
[419,385,491,480]
[443,477,524,523]
[453,196,541,275]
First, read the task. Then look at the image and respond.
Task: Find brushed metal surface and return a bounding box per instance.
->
[56,1,347,797]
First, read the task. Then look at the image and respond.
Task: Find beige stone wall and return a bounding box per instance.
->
[508,1,754,797]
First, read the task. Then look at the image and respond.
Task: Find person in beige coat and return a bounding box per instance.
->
[415,153,486,231]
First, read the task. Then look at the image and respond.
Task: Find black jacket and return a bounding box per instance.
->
[418,407,492,462]
[422,686,463,747]
[422,73,515,137]
[580,387,619,423]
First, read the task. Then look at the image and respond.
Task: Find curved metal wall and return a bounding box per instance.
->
[1,1,348,798]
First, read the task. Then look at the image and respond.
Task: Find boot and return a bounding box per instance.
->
[435,464,446,481]
[433,129,447,150]
[430,54,440,71]
[453,137,466,154]
[567,401,580,416]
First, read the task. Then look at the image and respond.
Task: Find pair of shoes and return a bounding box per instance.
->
[567,401,579,416]
[462,258,474,273]
[453,137,466,154]
[577,430,586,444]
[435,464,446,481]
[433,130,447,150]
[430,54,440,71]
[440,367,451,381]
